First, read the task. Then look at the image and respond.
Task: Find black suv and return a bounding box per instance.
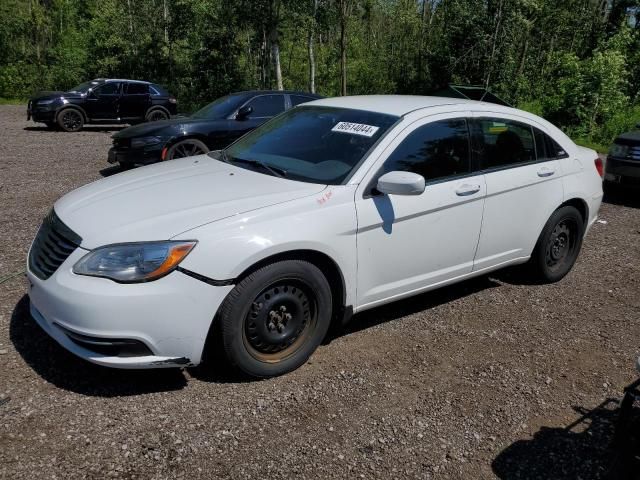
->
[27,78,177,132]
[605,123,640,188]
[108,90,321,168]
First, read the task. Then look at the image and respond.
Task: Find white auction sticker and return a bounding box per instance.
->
[331,122,380,137]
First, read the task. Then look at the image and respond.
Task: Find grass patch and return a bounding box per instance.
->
[573,137,609,154]
[0,97,25,105]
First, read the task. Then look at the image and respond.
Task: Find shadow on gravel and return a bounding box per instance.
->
[99,165,126,177]
[339,275,500,338]
[23,125,125,133]
[9,295,188,396]
[603,186,640,209]
[492,398,638,480]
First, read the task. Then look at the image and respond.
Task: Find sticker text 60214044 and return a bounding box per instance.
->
[331,122,380,138]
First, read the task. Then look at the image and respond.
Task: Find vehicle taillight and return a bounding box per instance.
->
[594,157,604,178]
[169,97,177,104]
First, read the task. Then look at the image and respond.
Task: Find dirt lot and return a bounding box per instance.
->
[0,104,639,479]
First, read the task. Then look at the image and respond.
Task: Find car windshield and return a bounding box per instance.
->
[68,81,100,93]
[217,106,398,185]
[191,94,247,119]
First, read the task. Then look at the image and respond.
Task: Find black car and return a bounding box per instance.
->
[605,123,640,188]
[27,78,177,132]
[108,90,322,168]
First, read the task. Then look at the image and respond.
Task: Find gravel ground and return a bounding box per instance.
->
[1,104,639,479]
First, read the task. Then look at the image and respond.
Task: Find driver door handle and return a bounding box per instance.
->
[455,184,481,196]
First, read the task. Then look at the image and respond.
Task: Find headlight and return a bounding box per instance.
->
[73,241,196,283]
[609,143,629,158]
[131,136,163,149]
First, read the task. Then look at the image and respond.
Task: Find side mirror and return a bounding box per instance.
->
[87,89,96,99]
[236,105,253,120]
[376,171,425,196]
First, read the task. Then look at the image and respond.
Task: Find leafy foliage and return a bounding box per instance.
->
[1,0,639,143]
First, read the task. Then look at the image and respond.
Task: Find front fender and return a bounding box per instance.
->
[175,186,358,306]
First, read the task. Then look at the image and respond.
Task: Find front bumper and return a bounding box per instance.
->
[28,108,56,123]
[605,156,640,186]
[27,248,233,369]
[108,144,164,166]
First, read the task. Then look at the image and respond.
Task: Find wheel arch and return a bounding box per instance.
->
[55,104,88,122]
[201,248,349,366]
[145,105,171,118]
[559,197,588,226]
[163,134,211,159]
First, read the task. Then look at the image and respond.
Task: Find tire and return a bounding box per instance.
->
[165,139,209,160]
[56,108,84,132]
[145,109,169,122]
[528,205,584,283]
[217,260,332,378]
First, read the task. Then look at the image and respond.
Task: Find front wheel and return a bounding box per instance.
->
[528,206,584,283]
[165,139,209,160]
[57,108,84,132]
[217,260,332,378]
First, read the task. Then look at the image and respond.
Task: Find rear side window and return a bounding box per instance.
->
[125,83,149,95]
[245,95,285,118]
[150,84,168,96]
[291,95,316,107]
[382,119,470,182]
[545,135,569,159]
[475,118,535,169]
[94,82,121,95]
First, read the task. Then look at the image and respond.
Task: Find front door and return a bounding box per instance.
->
[85,82,122,120]
[355,115,486,309]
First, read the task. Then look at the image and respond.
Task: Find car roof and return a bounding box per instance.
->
[94,78,152,85]
[229,90,323,98]
[306,95,517,117]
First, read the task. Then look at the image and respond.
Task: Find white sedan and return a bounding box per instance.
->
[27,95,604,377]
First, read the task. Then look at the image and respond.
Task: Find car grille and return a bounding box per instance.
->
[29,210,82,280]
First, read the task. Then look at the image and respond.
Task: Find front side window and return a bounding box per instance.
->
[382,119,470,182]
[220,106,398,184]
[476,118,535,169]
[94,82,121,96]
[245,95,285,118]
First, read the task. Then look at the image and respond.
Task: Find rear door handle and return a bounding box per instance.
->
[455,184,481,196]
[537,168,555,177]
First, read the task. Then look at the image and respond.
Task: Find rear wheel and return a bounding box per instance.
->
[165,139,209,160]
[217,260,332,378]
[528,206,584,283]
[145,109,169,122]
[57,108,84,132]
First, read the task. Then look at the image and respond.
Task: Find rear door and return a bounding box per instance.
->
[120,82,151,121]
[471,114,565,271]
[85,82,122,120]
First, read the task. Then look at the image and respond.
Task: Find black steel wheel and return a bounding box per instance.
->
[165,139,209,160]
[57,108,84,132]
[529,205,584,283]
[146,109,169,122]
[216,260,332,378]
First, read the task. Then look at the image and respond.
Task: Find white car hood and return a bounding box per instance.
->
[55,155,326,248]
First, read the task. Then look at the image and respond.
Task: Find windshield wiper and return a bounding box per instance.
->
[230,157,287,178]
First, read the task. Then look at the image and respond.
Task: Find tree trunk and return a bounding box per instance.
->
[484,0,504,89]
[269,0,283,91]
[339,0,349,96]
[308,0,318,93]
[163,0,169,44]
